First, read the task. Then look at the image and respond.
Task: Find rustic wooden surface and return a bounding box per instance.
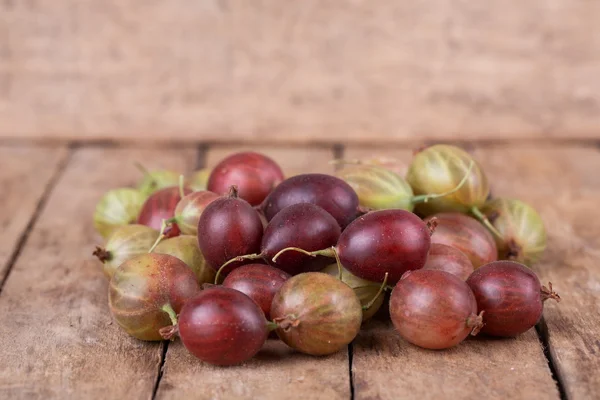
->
[2,1,600,143]
[0,147,197,399]
[156,145,352,400]
[474,145,600,400]
[0,142,598,400]
[344,146,559,400]
[0,145,68,285]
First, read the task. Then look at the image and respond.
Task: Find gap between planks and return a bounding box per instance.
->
[2,137,600,152]
[151,143,208,400]
[0,142,593,399]
[0,146,73,295]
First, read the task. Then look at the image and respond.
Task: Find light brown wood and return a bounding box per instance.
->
[0,147,197,399]
[2,1,600,143]
[345,145,560,400]
[474,145,600,400]
[156,144,353,400]
[0,145,68,282]
[353,321,558,400]
[206,145,337,176]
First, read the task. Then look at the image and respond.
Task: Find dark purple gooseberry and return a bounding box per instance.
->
[165,287,270,366]
[197,187,264,274]
[217,203,341,277]
[423,243,474,281]
[274,209,433,285]
[208,151,284,206]
[260,173,360,229]
[390,269,483,350]
[222,264,291,319]
[466,260,560,337]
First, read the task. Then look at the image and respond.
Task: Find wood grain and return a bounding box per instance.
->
[1,1,600,143]
[345,145,560,400]
[156,144,352,400]
[0,145,68,283]
[353,321,558,400]
[0,147,197,399]
[474,145,600,400]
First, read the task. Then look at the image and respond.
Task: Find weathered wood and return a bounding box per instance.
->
[0,147,197,399]
[474,145,600,400]
[156,145,352,400]
[0,145,68,284]
[354,321,558,400]
[206,145,338,176]
[2,1,600,143]
[345,145,560,400]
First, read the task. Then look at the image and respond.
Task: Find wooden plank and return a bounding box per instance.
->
[474,145,600,400]
[345,145,560,400]
[2,1,600,143]
[156,145,353,400]
[205,144,337,176]
[0,145,68,283]
[0,147,197,399]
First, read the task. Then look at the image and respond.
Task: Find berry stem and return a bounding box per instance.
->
[467,311,485,336]
[541,282,561,303]
[266,321,279,332]
[148,219,168,253]
[363,272,388,310]
[92,246,112,263]
[161,303,179,326]
[228,185,239,198]
[134,162,157,191]
[271,246,336,263]
[471,206,504,240]
[273,315,300,332]
[426,217,438,236]
[410,160,475,204]
[178,175,185,199]
[214,253,264,284]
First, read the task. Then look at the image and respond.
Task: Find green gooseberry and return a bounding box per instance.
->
[93,188,147,239]
[481,198,547,266]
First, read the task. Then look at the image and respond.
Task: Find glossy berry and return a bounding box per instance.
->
[138,186,192,237]
[208,152,284,206]
[260,173,359,229]
[466,260,560,337]
[223,264,291,319]
[177,287,269,366]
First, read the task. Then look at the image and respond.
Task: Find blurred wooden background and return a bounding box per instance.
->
[1,0,599,144]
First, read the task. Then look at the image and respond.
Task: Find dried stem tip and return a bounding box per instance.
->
[93,246,111,263]
[273,316,300,332]
[467,311,485,336]
[541,282,561,303]
[426,218,438,236]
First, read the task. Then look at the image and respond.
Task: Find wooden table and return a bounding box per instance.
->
[0,141,598,400]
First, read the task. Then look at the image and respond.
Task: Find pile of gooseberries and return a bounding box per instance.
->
[93,146,559,366]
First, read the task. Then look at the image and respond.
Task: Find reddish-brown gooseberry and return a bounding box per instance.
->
[423,243,474,281]
[390,269,483,349]
[137,186,192,237]
[425,213,497,269]
[108,253,200,341]
[271,272,362,356]
[466,260,560,337]
[222,264,291,319]
[207,152,284,206]
[172,287,271,366]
